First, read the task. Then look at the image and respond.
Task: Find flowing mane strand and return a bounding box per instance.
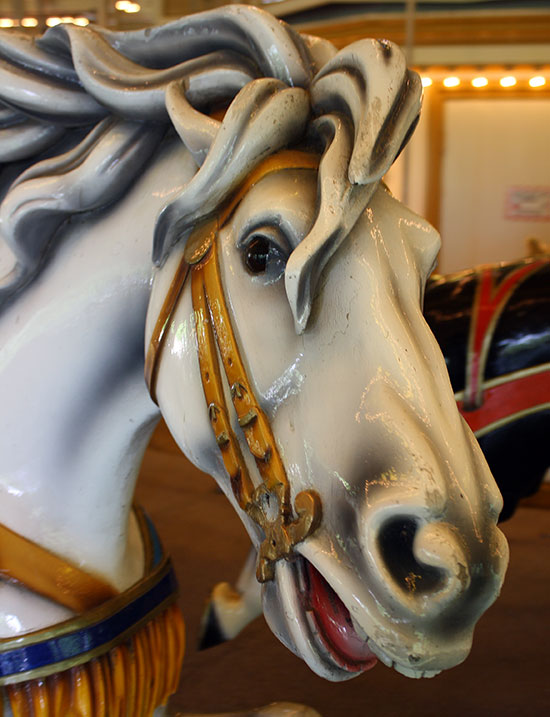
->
[0,5,321,305]
[0,5,422,329]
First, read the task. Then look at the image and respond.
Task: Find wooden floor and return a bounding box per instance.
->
[136,423,550,717]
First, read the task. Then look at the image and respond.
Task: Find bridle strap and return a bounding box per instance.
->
[146,150,322,581]
[191,221,322,582]
[144,150,319,403]
[145,259,189,405]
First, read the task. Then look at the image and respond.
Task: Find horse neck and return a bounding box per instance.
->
[0,140,200,594]
[0,248,157,595]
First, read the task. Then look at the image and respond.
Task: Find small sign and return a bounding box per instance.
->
[505,187,550,221]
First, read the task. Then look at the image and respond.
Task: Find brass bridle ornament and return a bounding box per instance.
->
[146,151,323,582]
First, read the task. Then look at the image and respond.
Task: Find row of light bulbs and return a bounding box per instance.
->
[114,1,141,12]
[422,74,547,89]
[0,17,89,27]
[0,17,79,28]
[0,3,141,28]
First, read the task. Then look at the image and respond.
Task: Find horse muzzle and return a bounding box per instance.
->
[262,494,508,682]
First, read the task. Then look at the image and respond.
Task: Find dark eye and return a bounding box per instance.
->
[242,229,288,283]
[245,236,270,274]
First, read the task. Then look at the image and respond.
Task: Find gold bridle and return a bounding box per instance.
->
[145,150,323,582]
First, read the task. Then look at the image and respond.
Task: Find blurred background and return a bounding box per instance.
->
[1,1,549,272]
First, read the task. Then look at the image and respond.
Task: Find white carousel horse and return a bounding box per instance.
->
[0,5,508,715]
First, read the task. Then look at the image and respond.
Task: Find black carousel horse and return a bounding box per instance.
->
[424,256,550,520]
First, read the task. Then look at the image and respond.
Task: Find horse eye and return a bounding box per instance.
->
[241,229,288,282]
[245,236,271,274]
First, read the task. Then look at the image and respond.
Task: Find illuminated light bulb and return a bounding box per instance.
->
[500,75,517,88]
[74,17,89,26]
[115,1,131,9]
[529,76,546,88]
[0,18,15,27]
[471,76,488,88]
[124,2,141,12]
[46,17,61,27]
[61,17,74,23]
[21,17,38,27]
[421,77,433,88]
[443,76,460,88]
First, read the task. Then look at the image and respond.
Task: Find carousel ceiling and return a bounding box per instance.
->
[263,1,550,17]
[0,0,548,31]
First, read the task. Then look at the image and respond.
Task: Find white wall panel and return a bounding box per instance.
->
[439,98,550,273]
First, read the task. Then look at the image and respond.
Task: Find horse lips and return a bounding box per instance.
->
[304,561,378,673]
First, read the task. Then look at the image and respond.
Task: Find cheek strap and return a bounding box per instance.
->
[190,219,322,582]
[144,150,323,582]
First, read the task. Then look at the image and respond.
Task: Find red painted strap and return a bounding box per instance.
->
[465,260,547,409]
[459,368,550,434]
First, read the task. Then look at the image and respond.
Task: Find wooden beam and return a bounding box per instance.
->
[161,2,550,47]
[294,13,550,49]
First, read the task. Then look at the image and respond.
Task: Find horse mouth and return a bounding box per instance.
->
[292,556,378,675]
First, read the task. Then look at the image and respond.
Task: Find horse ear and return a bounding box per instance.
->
[165,81,221,166]
[285,114,376,334]
[310,39,422,185]
[300,34,338,74]
[285,40,422,333]
[153,79,310,265]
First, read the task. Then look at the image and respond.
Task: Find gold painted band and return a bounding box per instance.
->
[0,554,173,653]
[0,525,118,614]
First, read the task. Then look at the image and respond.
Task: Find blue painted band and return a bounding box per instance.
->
[0,510,179,683]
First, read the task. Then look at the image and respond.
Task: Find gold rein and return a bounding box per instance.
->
[0,522,117,612]
[145,150,323,581]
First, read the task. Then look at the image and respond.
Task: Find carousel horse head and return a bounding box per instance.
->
[0,4,507,688]
[140,6,509,681]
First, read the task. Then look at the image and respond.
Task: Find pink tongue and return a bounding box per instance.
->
[306,562,377,673]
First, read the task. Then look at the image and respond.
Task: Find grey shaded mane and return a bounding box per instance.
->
[0,5,422,331]
[0,5,320,306]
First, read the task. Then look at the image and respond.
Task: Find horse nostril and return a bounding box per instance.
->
[377,517,442,595]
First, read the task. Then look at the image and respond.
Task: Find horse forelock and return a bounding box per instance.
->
[154,39,422,332]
